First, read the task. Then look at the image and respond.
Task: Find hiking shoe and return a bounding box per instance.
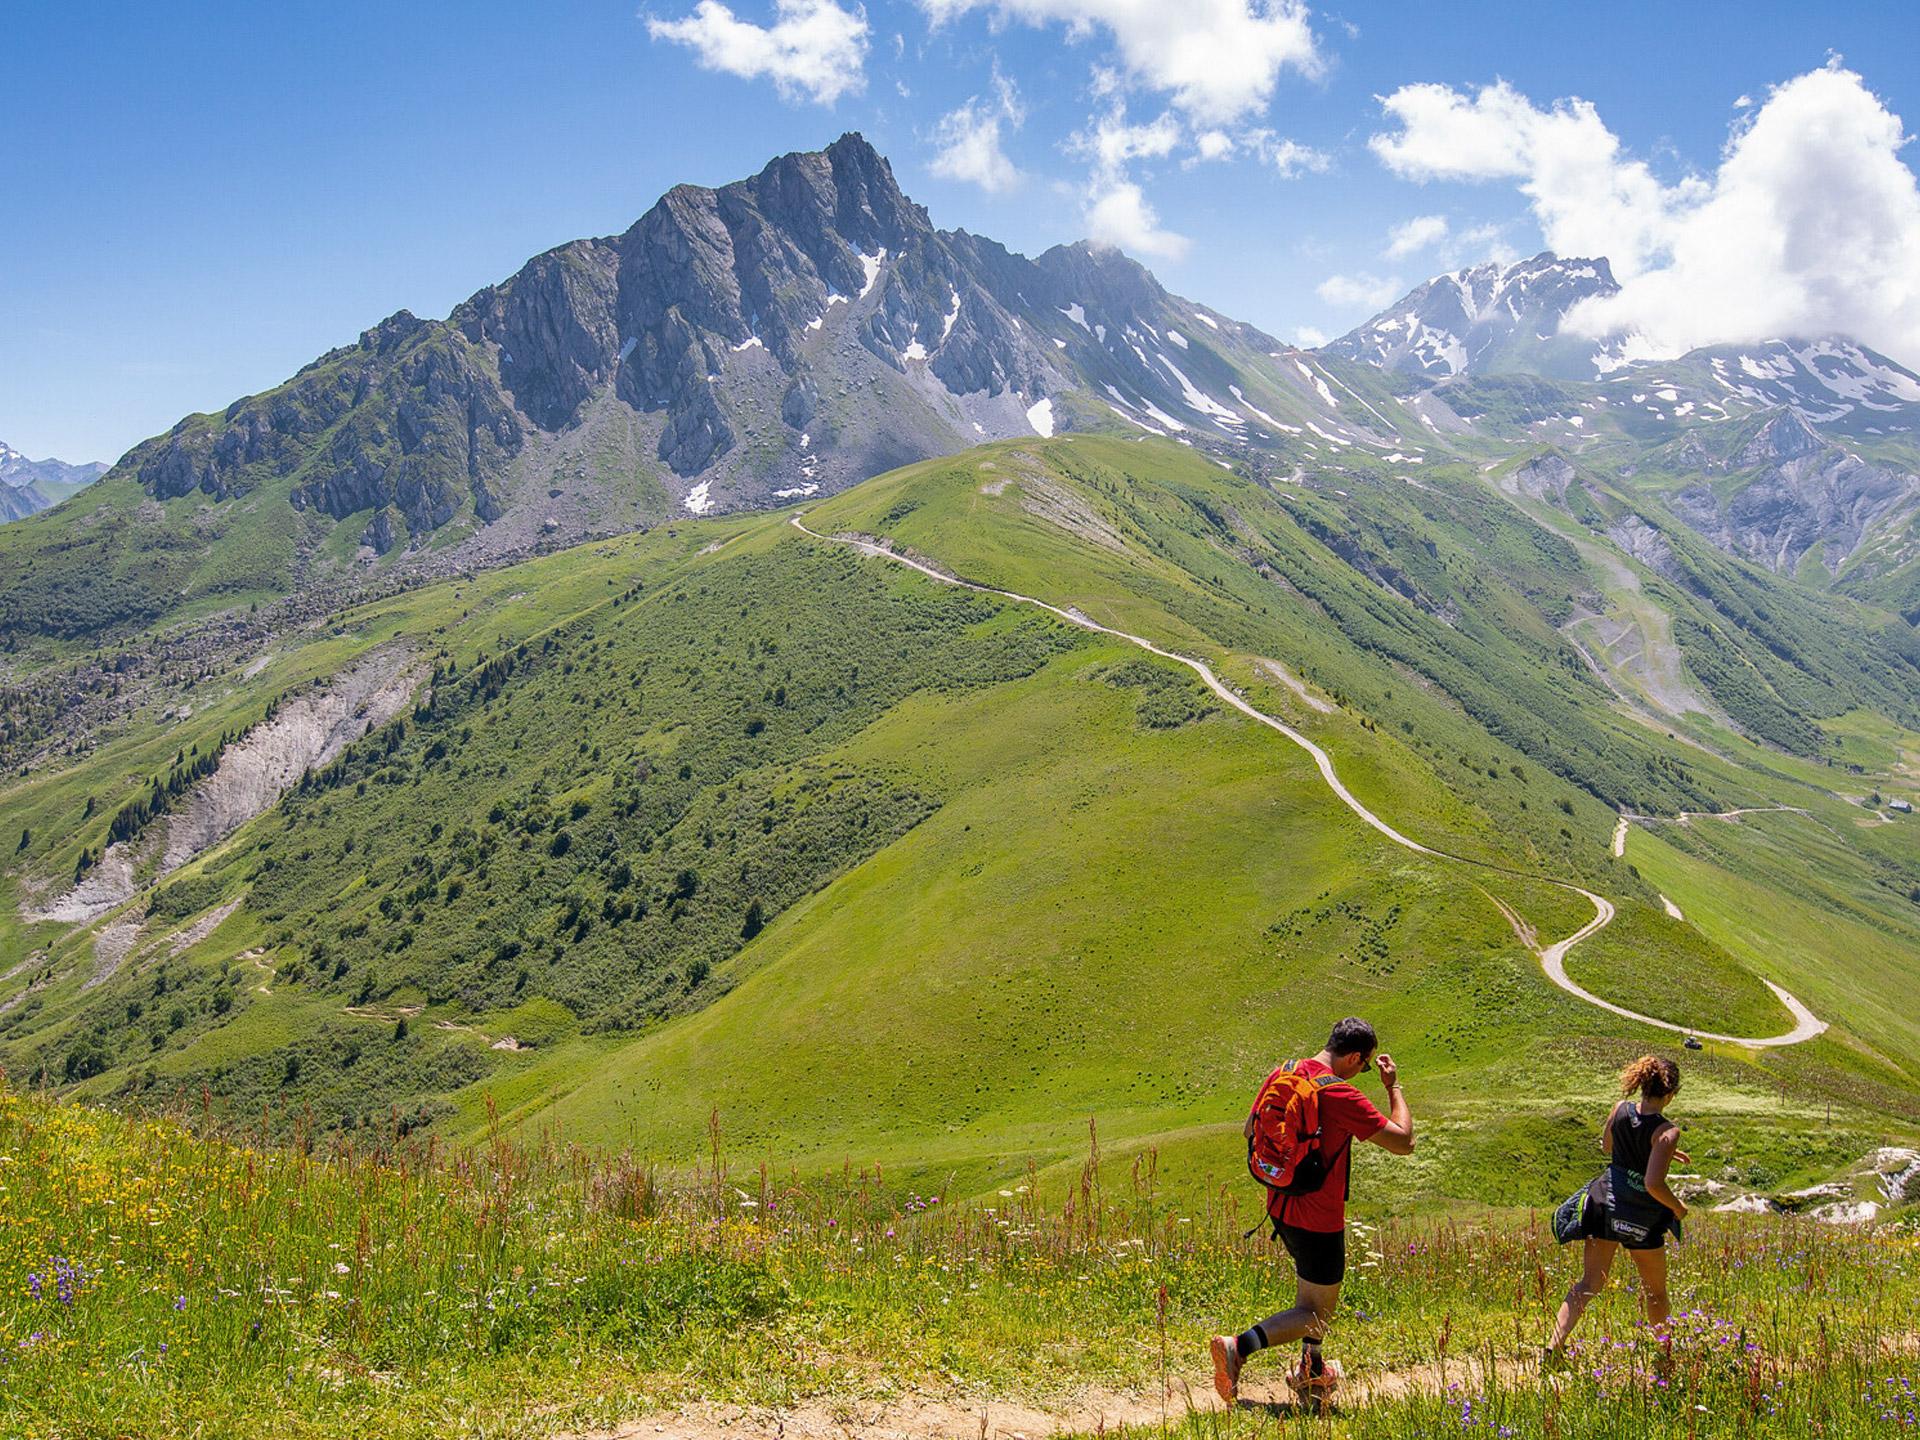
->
[1288,1357,1343,1398]
[1208,1335,1242,1402]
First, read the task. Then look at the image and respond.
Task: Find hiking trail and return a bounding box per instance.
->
[792,516,1825,1049]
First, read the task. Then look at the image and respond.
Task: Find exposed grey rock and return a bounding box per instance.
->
[1673,429,1918,574]
[1509,452,1578,501]
[110,132,1287,553]
[1607,516,1682,582]
[1738,411,1825,466]
[131,311,524,553]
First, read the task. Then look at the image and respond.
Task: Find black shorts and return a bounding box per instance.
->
[1277,1222,1347,1285]
[1584,1196,1669,1251]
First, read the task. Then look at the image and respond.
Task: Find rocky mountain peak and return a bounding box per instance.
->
[1324,252,1621,381]
[1034,241,1166,313]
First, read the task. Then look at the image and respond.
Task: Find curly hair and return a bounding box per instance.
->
[1619,1055,1680,1099]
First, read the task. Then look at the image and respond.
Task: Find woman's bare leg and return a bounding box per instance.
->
[1547,1239,1616,1352]
[1627,1245,1670,1328]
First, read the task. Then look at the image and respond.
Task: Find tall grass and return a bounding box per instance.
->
[1,1081,1913,1438]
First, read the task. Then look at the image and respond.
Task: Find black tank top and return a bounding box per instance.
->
[1607,1102,1674,1220]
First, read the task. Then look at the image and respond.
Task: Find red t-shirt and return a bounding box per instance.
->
[1259,1057,1387,1233]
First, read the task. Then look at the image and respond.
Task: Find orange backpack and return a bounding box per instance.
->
[1246,1060,1344,1211]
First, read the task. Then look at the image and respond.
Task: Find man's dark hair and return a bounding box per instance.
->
[1327,1017,1378,1058]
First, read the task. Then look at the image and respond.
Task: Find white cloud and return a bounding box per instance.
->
[1067,105,1189,262]
[1369,78,1686,277]
[919,0,1320,125]
[1316,272,1403,310]
[1180,127,1326,176]
[1293,324,1330,347]
[1368,64,1920,366]
[1075,107,1182,173]
[1085,180,1191,260]
[931,70,1026,193]
[648,0,870,106]
[1264,137,1331,178]
[1385,213,1449,258]
[1194,129,1236,162]
[1454,221,1519,266]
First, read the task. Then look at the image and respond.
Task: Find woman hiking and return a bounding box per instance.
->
[1545,1055,1691,1357]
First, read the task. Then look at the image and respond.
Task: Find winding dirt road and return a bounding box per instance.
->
[793,516,1826,1048]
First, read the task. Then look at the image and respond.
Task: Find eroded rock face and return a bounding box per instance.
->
[1510,452,1578,502]
[119,133,1082,537]
[1673,431,1919,574]
[1738,411,1825,466]
[20,648,422,927]
[1866,1146,1920,1204]
[1607,515,1682,582]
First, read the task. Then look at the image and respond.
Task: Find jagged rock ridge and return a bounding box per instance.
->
[109,135,1307,559]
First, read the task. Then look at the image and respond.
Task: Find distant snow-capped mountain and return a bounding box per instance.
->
[1325,254,1920,440]
[1323,253,1622,381]
[0,441,107,523]
[1677,339,1920,429]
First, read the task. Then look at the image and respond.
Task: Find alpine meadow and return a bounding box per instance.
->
[3,8,1920,1438]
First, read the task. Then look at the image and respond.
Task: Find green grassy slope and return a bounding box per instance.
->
[3,434,1916,1211]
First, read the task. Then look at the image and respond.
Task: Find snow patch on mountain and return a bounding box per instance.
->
[1325,252,1622,380]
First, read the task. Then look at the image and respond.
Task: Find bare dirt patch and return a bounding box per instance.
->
[166,896,244,956]
[22,647,420,933]
[160,647,419,871]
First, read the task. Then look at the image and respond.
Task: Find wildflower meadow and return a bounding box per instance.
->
[0,1079,1914,1438]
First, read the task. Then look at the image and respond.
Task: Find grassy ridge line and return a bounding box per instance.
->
[787,513,1823,1049]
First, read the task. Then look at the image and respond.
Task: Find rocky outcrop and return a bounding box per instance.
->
[1607,515,1682,581]
[116,132,1080,534]
[1673,427,1918,574]
[1737,411,1825,466]
[126,312,523,552]
[1507,452,1578,502]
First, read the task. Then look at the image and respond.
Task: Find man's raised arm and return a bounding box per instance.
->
[1366,1052,1415,1155]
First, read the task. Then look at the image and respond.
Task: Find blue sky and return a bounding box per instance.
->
[5,1,1919,464]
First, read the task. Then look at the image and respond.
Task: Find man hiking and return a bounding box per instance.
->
[1210,1017,1415,1403]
